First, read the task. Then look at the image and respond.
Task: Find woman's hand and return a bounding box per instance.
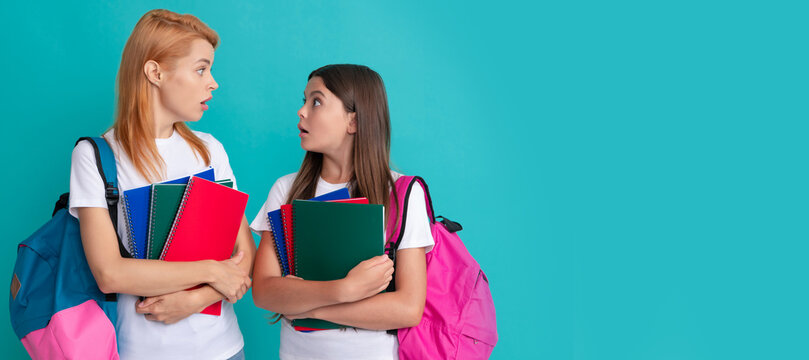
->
[136,290,202,324]
[339,255,394,303]
[208,251,251,303]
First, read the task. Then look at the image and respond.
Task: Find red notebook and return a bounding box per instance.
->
[281,204,295,276]
[330,198,369,205]
[161,176,248,316]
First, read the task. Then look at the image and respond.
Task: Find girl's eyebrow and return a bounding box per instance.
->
[196,58,211,64]
[305,90,325,98]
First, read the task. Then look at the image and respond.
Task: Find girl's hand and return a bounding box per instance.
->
[136,290,202,324]
[209,251,251,303]
[340,255,393,303]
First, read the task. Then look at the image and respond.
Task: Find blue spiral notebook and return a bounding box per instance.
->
[267,188,350,275]
[121,168,215,259]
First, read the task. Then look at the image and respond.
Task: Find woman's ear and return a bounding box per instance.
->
[347,112,357,135]
[144,60,162,86]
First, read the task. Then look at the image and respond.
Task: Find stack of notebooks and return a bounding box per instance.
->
[266,189,385,331]
[122,168,248,316]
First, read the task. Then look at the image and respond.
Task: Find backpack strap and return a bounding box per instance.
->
[74,137,131,262]
[384,176,435,335]
[75,137,130,302]
[384,175,437,295]
[385,176,436,262]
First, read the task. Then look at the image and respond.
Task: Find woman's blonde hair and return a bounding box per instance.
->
[114,9,218,182]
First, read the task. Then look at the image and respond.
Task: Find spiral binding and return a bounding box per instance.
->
[160,177,195,260]
[267,214,288,275]
[290,205,298,276]
[146,186,158,259]
[122,194,138,259]
[281,205,295,276]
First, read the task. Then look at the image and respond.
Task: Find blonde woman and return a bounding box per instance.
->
[70,9,253,359]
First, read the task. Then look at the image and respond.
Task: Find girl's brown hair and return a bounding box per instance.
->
[113,9,217,182]
[285,64,399,236]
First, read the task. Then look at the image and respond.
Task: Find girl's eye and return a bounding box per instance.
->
[302,97,307,104]
[196,68,205,75]
[313,99,321,107]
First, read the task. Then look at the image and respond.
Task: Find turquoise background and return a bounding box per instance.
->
[2,1,807,359]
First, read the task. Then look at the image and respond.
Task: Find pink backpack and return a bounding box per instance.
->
[386,176,498,359]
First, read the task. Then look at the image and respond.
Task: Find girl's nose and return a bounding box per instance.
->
[297,104,306,120]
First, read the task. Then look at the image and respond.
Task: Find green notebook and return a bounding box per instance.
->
[291,199,385,330]
[147,179,233,260]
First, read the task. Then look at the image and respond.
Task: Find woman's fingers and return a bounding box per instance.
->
[231,251,244,265]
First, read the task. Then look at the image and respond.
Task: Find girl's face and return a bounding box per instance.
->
[297,76,356,154]
[158,39,218,123]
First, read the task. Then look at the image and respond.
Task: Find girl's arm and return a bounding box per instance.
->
[252,230,393,315]
[287,247,427,330]
[78,207,251,300]
[135,216,256,323]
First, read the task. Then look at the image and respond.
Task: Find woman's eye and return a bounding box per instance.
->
[313,99,321,107]
[196,68,205,75]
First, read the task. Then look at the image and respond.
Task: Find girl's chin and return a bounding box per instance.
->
[299,141,319,153]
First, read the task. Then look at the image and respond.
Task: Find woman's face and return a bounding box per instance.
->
[297,76,356,154]
[158,38,218,123]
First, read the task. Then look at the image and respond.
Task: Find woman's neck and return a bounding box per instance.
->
[150,91,178,139]
[153,120,175,139]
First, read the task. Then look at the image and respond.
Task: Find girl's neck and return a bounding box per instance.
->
[321,150,353,184]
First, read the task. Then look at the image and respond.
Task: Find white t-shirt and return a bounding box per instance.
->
[69,129,244,360]
[249,172,435,360]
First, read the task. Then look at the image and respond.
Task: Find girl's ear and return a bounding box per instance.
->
[347,112,358,135]
[144,60,162,87]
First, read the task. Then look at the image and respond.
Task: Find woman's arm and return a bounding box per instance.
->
[78,207,250,300]
[287,247,427,330]
[135,216,256,323]
[252,230,393,315]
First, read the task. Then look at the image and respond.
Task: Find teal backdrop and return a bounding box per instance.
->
[1,1,807,359]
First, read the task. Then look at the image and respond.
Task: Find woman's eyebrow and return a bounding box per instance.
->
[195,58,211,64]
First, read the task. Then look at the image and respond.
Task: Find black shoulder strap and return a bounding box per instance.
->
[75,137,131,260]
[76,137,130,302]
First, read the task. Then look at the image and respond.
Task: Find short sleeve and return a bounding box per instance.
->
[68,140,109,218]
[249,175,293,234]
[396,182,435,253]
[206,136,238,190]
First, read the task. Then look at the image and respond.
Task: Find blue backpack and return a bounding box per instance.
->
[9,137,129,359]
